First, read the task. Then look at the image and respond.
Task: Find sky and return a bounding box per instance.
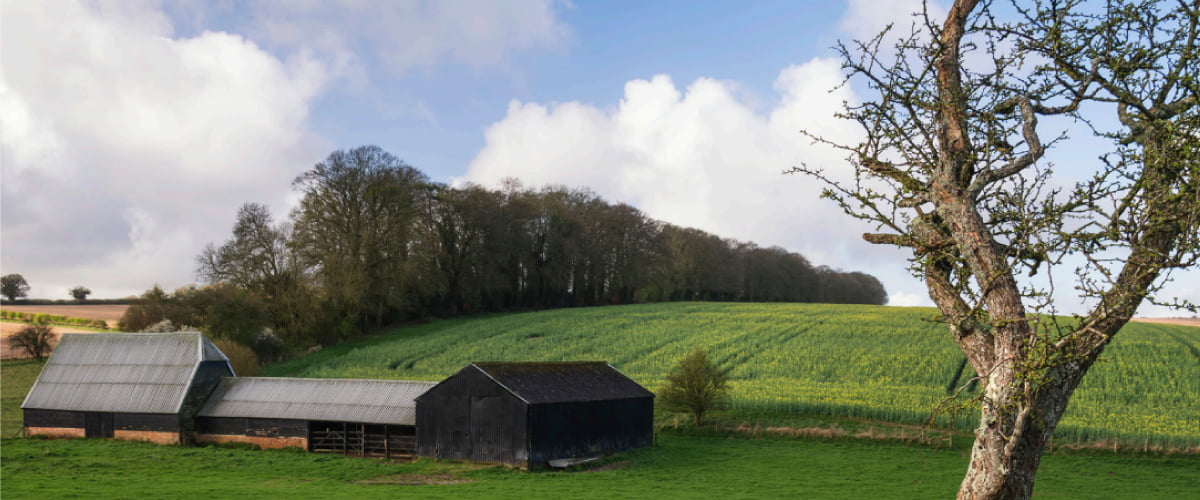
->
[1,0,1195,317]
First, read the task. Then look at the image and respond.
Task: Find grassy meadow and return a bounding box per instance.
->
[266,303,1200,448]
[3,427,1199,499]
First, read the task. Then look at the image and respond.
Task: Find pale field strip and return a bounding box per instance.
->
[1,305,130,359]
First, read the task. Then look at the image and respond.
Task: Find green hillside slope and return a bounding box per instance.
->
[264,303,1199,447]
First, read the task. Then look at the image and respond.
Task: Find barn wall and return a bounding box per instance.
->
[195,417,308,438]
[179,362,235,437]
[23,409,85,429]
[417,368,529,467]
[529,397,654,466]
[195,417,308,449]
[114,413,179,432]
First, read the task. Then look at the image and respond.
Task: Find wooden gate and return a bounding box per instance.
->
[308,421,416,458]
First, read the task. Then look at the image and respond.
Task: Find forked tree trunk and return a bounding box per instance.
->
[956,360,1092,499]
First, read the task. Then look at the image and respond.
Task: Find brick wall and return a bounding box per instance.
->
[113,430,180,445]
[195,433,307,450]
[25,426,85,438]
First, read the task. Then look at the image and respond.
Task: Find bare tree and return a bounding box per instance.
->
[8,324,55,361]
[794,1,1199,498]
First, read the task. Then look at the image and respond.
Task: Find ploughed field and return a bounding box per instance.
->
[268,302,1200,449]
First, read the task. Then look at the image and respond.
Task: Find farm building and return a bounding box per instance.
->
[416,361,655,469]
[195,377,436,458]
[21,332,234,444]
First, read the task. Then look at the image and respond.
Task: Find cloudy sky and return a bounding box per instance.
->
[1,0,1194,316]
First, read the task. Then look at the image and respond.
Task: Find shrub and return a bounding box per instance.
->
[212,339,261,377]
[658,347,730,426]
[7,324,56,361]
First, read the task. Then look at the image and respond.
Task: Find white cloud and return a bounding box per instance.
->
[460,58,931,304]
[0,0,329,298]
[242,0,570,76]
[840,0,946,42]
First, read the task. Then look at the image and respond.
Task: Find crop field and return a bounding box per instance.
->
[0,305,128,327]
[267,303,1200,448]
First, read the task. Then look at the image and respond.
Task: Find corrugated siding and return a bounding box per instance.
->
[21,333,225,414]
[197,378,436,425]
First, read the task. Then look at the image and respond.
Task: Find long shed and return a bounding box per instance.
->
[196,377,436,458]
[21,332,233,444]
[416,361,654,469]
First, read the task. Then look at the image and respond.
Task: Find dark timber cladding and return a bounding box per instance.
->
[20,332,233,444]
[416,362,655,469]
[196,377,435,457]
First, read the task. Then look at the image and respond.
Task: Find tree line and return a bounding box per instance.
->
[186,145,885,356]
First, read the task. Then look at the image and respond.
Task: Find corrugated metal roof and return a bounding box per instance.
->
[470,362,655,404]
[197,377,437,425]
[21,332,229,413]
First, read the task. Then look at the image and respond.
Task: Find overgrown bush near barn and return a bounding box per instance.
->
[212,339,261,376]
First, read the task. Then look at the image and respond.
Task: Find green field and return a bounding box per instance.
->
[3,431,1199,499]
[266,303,1200,448]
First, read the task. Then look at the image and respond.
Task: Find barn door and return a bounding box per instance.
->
[470,396,505,463]
[85,413,113,438]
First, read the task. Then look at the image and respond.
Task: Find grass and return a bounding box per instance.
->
[2,358,43,438]
[2,434,1198,499]
[264,303,1200,448]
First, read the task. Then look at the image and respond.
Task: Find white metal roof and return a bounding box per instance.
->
[21,332,230,414]
[197,377,436,425]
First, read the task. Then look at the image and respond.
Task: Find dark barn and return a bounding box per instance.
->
[416,362,654,468]
[21,332,233,444]
[196,377,436,458]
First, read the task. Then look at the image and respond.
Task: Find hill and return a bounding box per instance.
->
[265,302,1199,448]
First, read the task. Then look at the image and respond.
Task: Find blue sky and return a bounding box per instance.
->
[2,0,1195,317]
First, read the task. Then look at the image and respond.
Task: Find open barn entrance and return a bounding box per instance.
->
[307,421,416,458]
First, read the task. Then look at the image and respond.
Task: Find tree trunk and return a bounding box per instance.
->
[957,365,1086,500]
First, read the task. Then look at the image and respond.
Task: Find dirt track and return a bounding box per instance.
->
[0,304,128,327]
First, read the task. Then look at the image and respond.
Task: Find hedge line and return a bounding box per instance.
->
[0,310,110,329]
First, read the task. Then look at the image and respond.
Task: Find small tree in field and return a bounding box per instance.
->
[659,348,730,426]
[68,286,91,303]
[8,324,55,361]
[1,274,30,301]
